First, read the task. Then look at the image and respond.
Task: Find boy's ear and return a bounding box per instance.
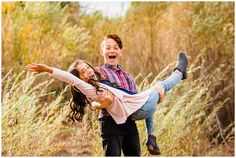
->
[100,49,104,56]
[120,50,123,56]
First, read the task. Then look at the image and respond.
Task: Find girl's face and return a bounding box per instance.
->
[100,38,123,67]
[77,62,97,82]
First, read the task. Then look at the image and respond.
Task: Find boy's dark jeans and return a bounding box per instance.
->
[99,116,141,156]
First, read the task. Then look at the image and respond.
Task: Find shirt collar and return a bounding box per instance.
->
[104,63,123,71]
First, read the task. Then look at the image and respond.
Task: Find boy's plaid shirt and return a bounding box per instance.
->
[96,64,137,93]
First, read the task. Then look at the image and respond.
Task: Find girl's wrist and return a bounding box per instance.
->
[45,65,53,74]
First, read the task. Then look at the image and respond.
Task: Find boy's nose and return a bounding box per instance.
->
[109,51,116,55]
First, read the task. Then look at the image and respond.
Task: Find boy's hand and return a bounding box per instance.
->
[97,88,114,109]
[155,86,165,103]
[26,63,53,74]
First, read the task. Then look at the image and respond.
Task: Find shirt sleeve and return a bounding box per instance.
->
[51,68,99,101]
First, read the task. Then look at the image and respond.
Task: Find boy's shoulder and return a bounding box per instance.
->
[96,64,129,74]
[97,65,135,80]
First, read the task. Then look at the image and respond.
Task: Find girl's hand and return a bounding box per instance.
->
[26,63,53,74]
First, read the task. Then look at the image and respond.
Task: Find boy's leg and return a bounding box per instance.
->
[102,135,122,156]
[100,116,141,156]
[122,117,141,156]
[122,134,140,156]
[99,116,123,156]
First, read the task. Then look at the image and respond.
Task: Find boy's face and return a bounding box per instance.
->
[100,38,123,67]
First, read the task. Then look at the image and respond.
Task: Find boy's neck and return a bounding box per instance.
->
[105,63,118,68]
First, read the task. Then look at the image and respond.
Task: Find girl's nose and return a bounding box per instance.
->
[88,70,93,74]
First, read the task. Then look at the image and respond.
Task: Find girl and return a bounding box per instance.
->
[27,52,188,155]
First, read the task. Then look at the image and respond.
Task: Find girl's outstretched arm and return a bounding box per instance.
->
[27,63,53,74]
[27,63,114,109]
[26,63,107,101]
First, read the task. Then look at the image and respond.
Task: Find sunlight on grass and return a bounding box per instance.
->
[2,53,234,156]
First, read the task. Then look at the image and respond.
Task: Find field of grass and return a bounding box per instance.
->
[2,53,234,156]
[2,2,234,156]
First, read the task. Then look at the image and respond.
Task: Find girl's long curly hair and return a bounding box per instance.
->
[68,59,105,123]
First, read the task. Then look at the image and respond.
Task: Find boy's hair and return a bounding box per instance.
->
[101,33,123,49]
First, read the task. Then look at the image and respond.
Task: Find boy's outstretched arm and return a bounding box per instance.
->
[26,63,53,74]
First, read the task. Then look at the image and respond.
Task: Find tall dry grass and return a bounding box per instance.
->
[2,1,234,156]
[2,70,100,156]
[2,52,234,156]
[137,53,234,156]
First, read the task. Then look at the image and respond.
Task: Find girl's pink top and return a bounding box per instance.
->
[51,68,152,124]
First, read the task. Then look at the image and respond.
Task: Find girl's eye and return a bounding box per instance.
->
[81,69,85,73]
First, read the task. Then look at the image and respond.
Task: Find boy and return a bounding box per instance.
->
[96,33,161,156]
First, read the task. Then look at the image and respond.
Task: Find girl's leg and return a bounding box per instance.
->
[154,70,183,92]
[154,51,188,92]
[132,89,159,120]
[132,89,161,155]
[132,52,187,155]
[145,117,154,134]
[145,116,161,155]
[133,70,183,121]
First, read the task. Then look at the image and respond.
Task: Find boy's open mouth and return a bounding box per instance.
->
[108,55,116,59]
